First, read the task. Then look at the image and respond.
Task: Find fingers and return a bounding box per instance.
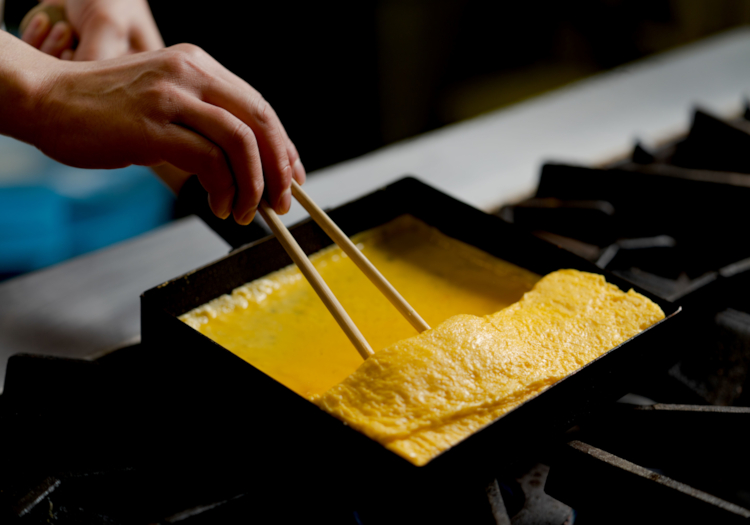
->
[21,8,75,59]
[175,47,298,213]
[279,125,307,185]
[39,21,75,58]
[177,99,265,225]
[291,156,306,186]
[202,82,294,215]
[21,12,51,48]
[270,107,306,185]
[158,124,237,220]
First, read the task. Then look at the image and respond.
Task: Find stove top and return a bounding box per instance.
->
[2,106,750,524]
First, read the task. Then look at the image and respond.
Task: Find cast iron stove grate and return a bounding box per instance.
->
[3,107,750,524]
[0,347,532,524]
[499,105,750,523]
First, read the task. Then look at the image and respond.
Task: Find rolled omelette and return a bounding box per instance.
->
[311,269,665,466]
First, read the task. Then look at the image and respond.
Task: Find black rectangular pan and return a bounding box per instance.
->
[141,176,682,518]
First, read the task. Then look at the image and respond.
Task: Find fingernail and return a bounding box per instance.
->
[277,188,291,214]
[239,206,257,225]
[208,194,231,220]
[294,158,307,184]
[27,14,46,36]
[30,15,43,32]
[52,22,68,41]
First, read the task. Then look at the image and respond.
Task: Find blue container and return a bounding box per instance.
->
[0,135,174,276]
[0,186,70,272]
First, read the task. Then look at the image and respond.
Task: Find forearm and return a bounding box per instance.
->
[0,34,305,221]
[0,31,51,146]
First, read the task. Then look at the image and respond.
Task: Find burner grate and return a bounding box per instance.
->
[4,106,750,524]
[499,106,750,522]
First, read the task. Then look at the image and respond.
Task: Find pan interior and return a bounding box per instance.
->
[180,214,541,398]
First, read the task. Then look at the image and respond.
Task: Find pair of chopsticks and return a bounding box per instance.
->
[257,180,430,360]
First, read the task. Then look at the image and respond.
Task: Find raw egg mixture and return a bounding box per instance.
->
[181,215,664,465]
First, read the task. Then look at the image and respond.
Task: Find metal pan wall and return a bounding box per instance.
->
[140,176,682,514]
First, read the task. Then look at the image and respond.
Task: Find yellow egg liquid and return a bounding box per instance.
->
[180,215,540,398]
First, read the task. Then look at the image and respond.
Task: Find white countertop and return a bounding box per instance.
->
[1,26,750,391]
[284,25,750,225]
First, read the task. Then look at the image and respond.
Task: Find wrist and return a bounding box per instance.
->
[0,32,58,146]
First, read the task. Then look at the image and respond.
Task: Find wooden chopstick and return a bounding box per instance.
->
[257,201,375,360]
[291,180,431,333]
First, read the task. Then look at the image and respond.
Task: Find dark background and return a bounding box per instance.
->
[5,0,750,172]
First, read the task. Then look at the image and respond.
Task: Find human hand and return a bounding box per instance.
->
[20,0,164,60]
[12,43,306,223]
[19,0,190,210]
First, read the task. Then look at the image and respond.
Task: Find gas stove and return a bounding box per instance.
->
[499,106,750,524]
[2,107,750,524]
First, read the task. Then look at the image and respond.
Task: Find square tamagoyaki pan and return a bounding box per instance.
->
[140,177,682,513]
